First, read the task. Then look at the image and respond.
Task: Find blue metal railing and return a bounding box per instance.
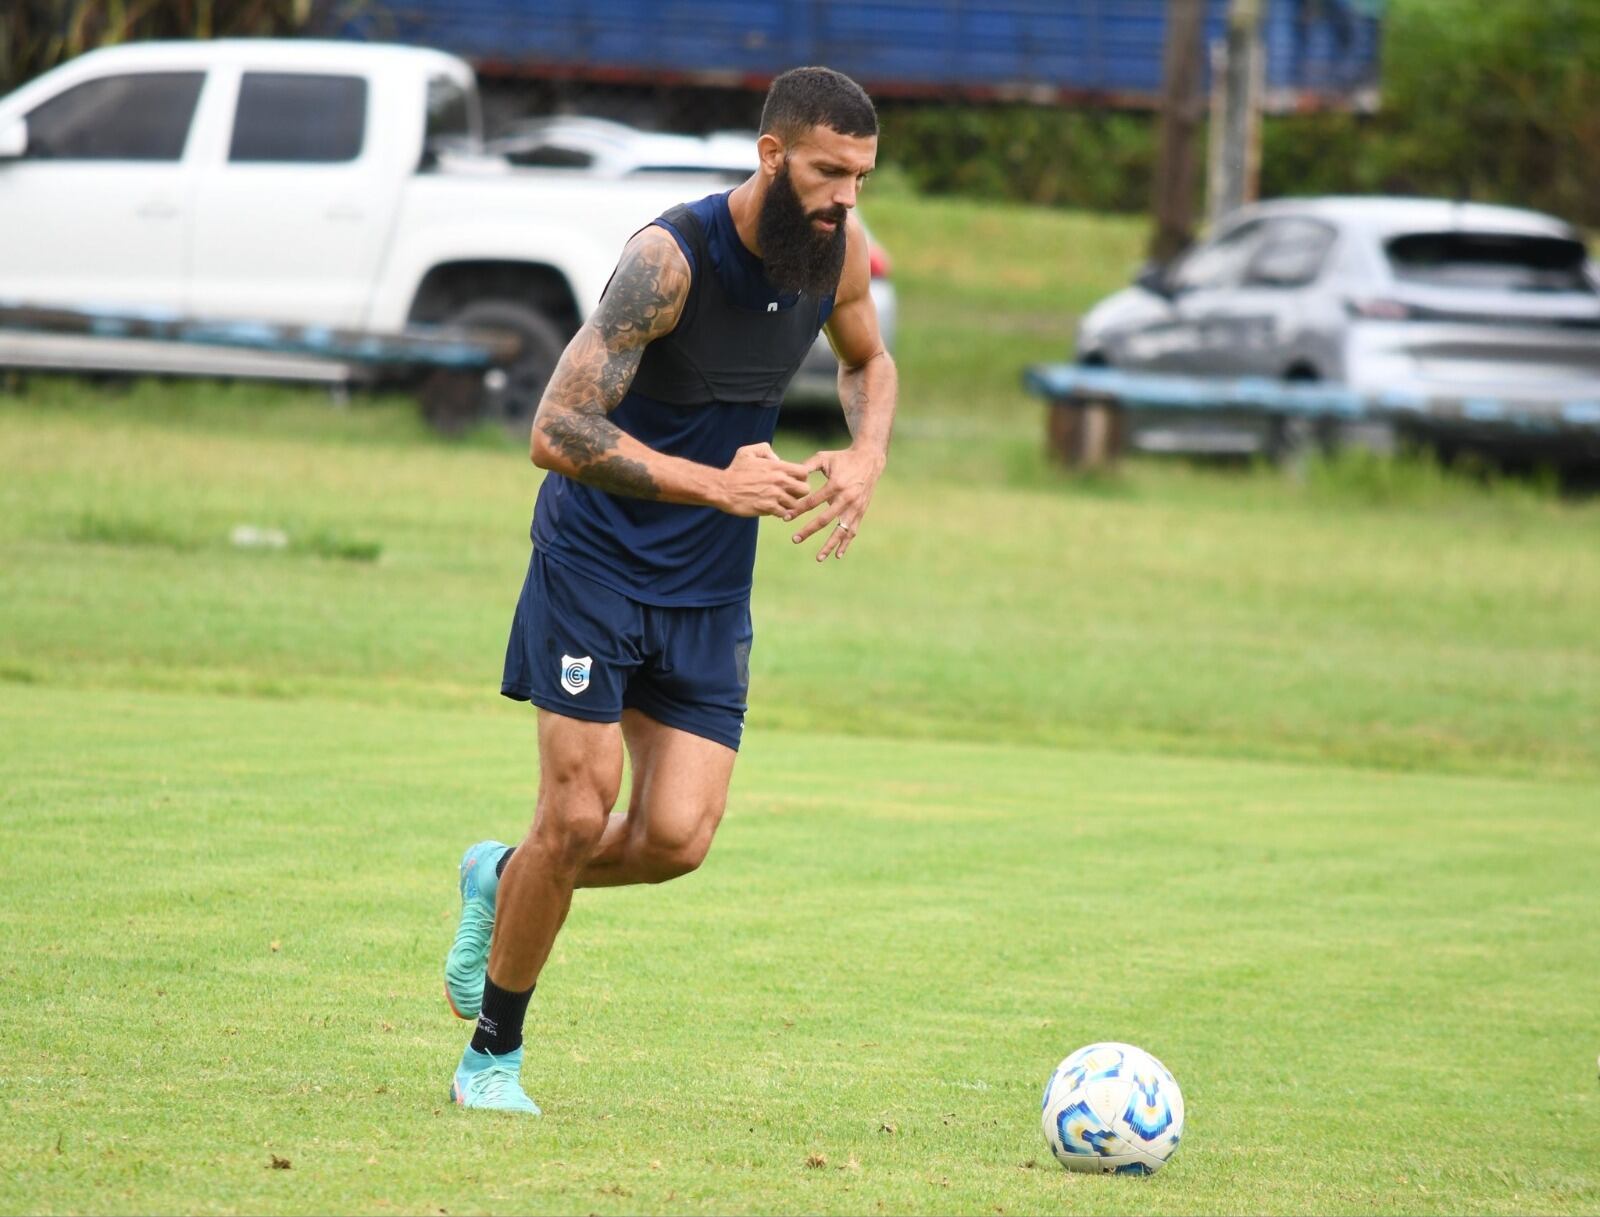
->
[1024,364,1600,434]
[0,301,514,370]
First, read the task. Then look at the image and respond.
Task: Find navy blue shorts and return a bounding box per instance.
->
[500,548,752,752]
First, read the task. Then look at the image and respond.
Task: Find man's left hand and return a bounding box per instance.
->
[787,445,886,562]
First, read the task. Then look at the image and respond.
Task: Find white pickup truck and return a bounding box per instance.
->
[0,39,826,427]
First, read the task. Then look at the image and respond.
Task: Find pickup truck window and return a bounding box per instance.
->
[426,76,472,144]
[421,74,475,167]
[24,71,204,161]
[229,72,367,164]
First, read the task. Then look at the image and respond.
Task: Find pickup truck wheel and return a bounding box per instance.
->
[432,300,566,437]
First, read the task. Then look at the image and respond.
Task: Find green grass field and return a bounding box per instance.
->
[2,193,1598,1215]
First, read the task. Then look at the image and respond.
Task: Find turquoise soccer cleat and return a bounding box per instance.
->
[444,840,510,1020]
[451,1045,541,1114]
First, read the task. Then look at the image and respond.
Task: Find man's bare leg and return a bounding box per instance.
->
[577,708,737,888]
[451,712,622,1109]
[487,712,623,993]
[457,708,737,1114]
[486,709,738,895]
[477,708,735,1002]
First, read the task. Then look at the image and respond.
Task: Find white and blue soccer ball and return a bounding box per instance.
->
[1041,1042,1185,1175]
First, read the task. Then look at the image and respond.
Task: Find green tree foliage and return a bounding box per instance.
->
[0,1,337,92]
[1262,0,1600,223]
[880,107,1158,214]
[881,0,1600,226]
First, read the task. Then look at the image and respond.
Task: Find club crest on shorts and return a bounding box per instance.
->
[559,654,592,696]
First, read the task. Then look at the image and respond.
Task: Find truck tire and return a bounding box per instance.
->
[424,299,567,437]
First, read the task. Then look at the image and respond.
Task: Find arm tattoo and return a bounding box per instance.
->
[542,409,617,465]
[584,455,658,498]
[535,231,687,499]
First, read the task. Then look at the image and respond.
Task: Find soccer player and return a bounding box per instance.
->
[444,67,896,1112]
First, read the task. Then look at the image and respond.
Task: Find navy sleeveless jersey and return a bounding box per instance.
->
[531,190,836,606]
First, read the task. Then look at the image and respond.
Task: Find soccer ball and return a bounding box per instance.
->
[1041,1042,1184,1175]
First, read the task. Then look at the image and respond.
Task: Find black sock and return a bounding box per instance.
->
[495,847,514,878]
[471,977,534,1056]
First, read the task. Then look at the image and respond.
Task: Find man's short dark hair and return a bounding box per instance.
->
[759,67,877,143]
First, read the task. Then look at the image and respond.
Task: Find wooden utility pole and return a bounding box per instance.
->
[1151,0,1207,264]
[1207,0,1266,223]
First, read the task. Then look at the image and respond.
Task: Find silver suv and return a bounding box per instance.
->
[1076,196,1600,458]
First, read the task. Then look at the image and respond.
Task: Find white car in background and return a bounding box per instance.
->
[0,42,884,429]
[487,115,898,409]
[1076,196,1600,464]
[0,40,716,429]
[488,116,758,183]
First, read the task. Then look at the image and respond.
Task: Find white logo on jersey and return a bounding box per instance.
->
[560,654,592,695]
[766,301,779,312]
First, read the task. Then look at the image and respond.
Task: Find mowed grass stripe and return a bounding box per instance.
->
[3,390,1599,779]
[1,687,1594,1215]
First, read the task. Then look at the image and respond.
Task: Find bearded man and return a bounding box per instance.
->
[440,66,896,1112]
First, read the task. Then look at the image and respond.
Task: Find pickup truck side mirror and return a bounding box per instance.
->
[0,117,26,161]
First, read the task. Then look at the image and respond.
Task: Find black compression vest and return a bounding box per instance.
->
[631,201,829,407]
[529,190,837,606]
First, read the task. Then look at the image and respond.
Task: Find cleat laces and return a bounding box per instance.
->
[465,1061,538,1111]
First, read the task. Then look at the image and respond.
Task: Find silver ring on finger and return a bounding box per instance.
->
[835,519,853,533]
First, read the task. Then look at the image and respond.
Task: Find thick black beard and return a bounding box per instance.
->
[756,163,848,297]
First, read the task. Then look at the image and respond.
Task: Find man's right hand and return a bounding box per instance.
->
[716,443,814,518]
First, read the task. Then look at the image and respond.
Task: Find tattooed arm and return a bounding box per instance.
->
[531,225,812,516]
[825,215,896,453]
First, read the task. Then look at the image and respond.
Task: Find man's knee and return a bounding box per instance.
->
[533,753,619,869]
[641,813,718,881]
[532,805,608,870]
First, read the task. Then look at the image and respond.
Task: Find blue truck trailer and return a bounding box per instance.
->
[349,0,1381,113]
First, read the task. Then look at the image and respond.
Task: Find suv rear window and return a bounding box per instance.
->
[1387,232,1591,293]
